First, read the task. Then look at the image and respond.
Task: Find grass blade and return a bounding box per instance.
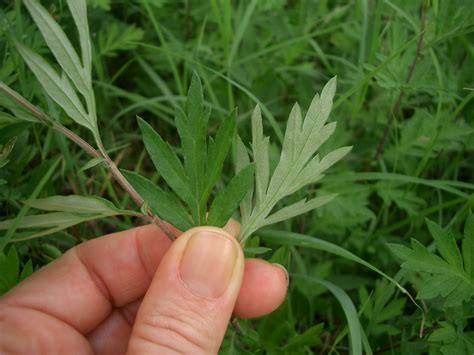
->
[292,275,365,355]
[260,229,412,297]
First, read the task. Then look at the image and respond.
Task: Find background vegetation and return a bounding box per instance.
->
[1,0,474,353]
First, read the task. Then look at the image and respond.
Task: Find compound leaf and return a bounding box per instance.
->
[239,77,351,242]
[389,217,474,307]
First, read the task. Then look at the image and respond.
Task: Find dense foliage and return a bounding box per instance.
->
[1,0,473,353]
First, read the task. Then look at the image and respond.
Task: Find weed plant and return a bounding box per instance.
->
[1,0,474,354]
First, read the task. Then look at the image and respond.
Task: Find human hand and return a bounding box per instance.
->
[0,222,288,354]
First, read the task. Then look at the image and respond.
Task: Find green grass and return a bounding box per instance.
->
[1,0,474,353]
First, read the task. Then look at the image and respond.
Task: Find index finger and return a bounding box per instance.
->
[0,223,174,334]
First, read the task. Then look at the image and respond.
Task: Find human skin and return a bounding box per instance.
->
[0,222,288,354]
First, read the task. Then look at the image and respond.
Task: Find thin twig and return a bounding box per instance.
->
[373,1,428,161]
[0,81,178,241]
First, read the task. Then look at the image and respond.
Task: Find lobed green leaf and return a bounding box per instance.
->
[462,214,474,277]
[207,163,255,227]
[390,218,474,307]
[203,109,236,203]
[137,117,195,210]
[122,170,193,231]
[426,218,464,272]
[175,72,209,225]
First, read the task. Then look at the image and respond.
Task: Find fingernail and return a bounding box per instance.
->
[272,263,289,287]
[180,231,238,298]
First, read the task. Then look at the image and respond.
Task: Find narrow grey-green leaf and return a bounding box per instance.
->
[15,43,91,129]
[235,135,251,173]
[207,164,255,227]
[23,0,89,96]
[66,0,92,83]
[79,157,105,172]
[236,135,253,222]
[251,105,269,208]
[137,117,195,209]
[282,103,303,160]
[122,170,193,231]
[289,155,323,193]
[0,111,33,127]
[263,194,336,227]
[301,121,337,163]
[302,77,337,138]
[264,122,337,205]
[318,146,352,172]
[22,195,124,215]
[10,218,108,242]
[0,212,90,230]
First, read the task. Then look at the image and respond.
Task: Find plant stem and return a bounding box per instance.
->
[95,136,178,240]
[373,0,428,161]
[0,82,178,240]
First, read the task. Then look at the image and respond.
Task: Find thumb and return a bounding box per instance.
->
[127,226,244,354]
